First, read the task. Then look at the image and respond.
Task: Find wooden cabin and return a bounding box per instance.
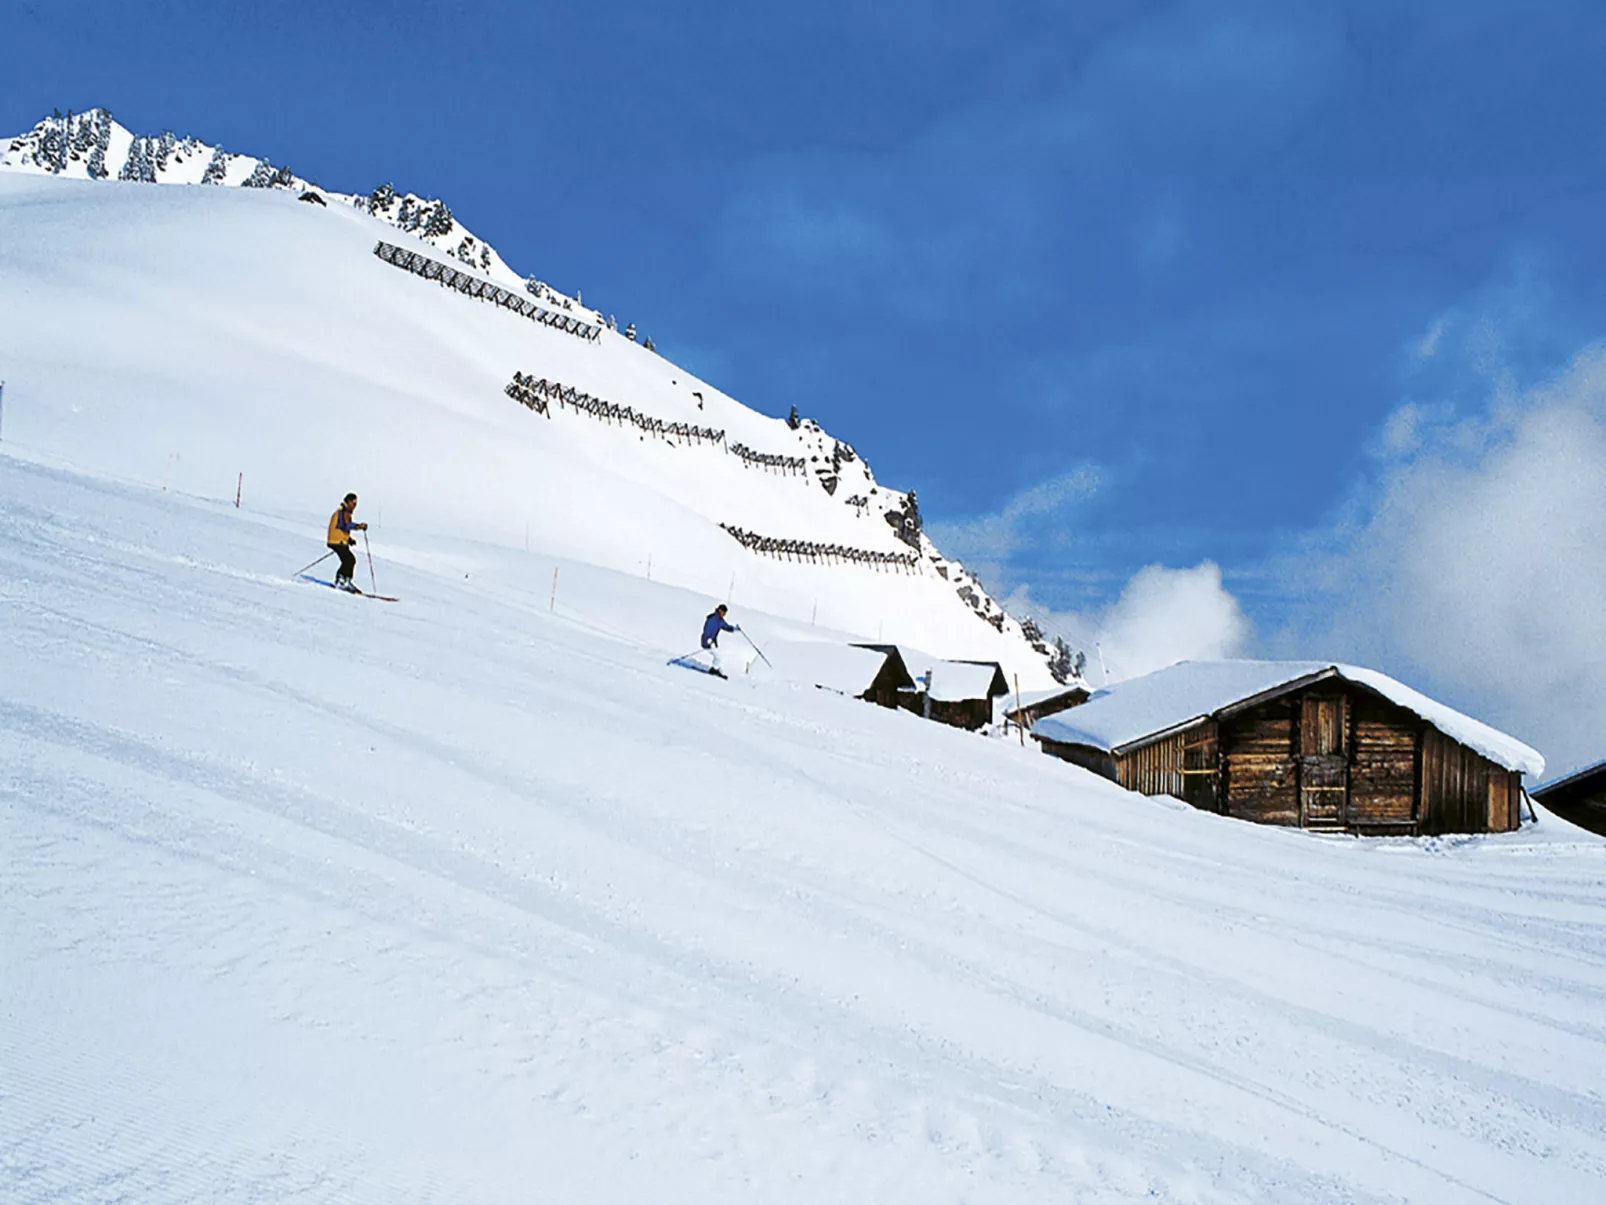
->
[1530,760,1606,837]
[1031,661,1544,836]
[854,647,1011,731]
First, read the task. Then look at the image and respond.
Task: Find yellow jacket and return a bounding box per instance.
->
[328,506,358,545]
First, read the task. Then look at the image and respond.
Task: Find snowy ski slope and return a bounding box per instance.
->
[0,153,1054,685]
[4,455,1606,1204]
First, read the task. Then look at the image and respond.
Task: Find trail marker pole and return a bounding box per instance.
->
[1014,673,1025,747]
[291,551,335,579]
[363,530,378,595]
[646,552,652,581]
[739,627,772,668]
[550,567,559,612]
[0,379,6,440]
[235,472,242,509]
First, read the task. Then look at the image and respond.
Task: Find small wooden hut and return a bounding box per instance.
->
[853,647,1011,731]
[1530,760,1606,837]
[1032,661,1544,836]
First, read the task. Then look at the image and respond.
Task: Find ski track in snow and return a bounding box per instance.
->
[4,456,1606,1204]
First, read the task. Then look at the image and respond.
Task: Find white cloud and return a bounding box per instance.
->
[1274,345,1606,776]
[925,465,1101,586]
[1009,561,1250,684]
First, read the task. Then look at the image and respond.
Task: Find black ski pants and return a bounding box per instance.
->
[330,542,357,583]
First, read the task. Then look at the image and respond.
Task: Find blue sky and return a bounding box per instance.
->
[7,1,1606,766]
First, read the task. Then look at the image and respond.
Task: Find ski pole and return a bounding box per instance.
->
[291,550,334,579]
[739,627,772,668]
[363,530,378,594]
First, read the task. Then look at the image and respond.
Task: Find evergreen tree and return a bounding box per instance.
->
[787,406,800,429]
[200,146,228,185]
[119,137,157,183]
[368,182,397,215]
[422,200,455,238]
[270,164,295,188]
[643,335,655,352]
[155,130,176,173]
[86,111,112,179]
[242,159,275,188]
[1047,637,1075,685]
[479,245,491,269]
[624,322,637,342]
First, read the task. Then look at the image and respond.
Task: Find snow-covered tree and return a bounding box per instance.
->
[242,159,275,188]
[85,111,112,179]
[368,182,396,216]
[270,164,294,188]
[422,201,455,239]
[1047,637,1076,685]
[200,146,228,185]
[154,130,176,173]
[479,245,491,270]
[643,335,655,352]
[119,137,157,183]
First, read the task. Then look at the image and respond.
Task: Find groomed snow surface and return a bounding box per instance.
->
[5,455,1606,1204]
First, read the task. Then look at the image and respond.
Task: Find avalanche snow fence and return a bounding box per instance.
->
[1032,662,1541,837]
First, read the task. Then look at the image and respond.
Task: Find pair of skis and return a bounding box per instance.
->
[292,534,397,601]
[667,630,770,678]
[298,575,399,602]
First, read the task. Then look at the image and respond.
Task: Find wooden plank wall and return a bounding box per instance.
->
[1181,721,1220,812]
[1221,703,1300,825]
[1421,729,1519,834]
[1348,693,1419,831]
[1117,732,1187,798]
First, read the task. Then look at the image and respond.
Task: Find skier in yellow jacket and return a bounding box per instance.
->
[327,492,368,592]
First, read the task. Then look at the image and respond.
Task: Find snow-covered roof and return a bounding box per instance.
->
[927,660,1008,704]
[761,641,906,698]
[1032,660,1545,778]
[1007,684,1091,713]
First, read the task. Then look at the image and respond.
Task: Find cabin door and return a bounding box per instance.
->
[1299,695,1349,830]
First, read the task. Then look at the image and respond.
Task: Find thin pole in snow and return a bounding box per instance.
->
[291,550,334,579]
[1096,641,1109,686]
[550,566,559,612]
[646,552,652,581]
[235,472,242,509]
[0,379,6,440]
[1014,673,1025,747]
[727,572,735,604]
[811,599,817,626]
[363,530,378,594]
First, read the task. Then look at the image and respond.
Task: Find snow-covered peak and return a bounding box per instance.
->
[2,107,535,297]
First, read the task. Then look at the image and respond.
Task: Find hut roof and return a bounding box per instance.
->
[1532,757,1606,800]
[1032,660,1544,777]
[1007,684,1091,714]
[927,660,1008,704]
[761,641,910,698]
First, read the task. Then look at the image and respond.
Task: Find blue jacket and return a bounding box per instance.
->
[702,611,734,648]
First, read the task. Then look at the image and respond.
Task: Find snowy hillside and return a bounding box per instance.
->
[0,109,1068,687]
[4,455,1606,1204]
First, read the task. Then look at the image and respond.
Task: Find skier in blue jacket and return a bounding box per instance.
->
[701,604,737,678]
